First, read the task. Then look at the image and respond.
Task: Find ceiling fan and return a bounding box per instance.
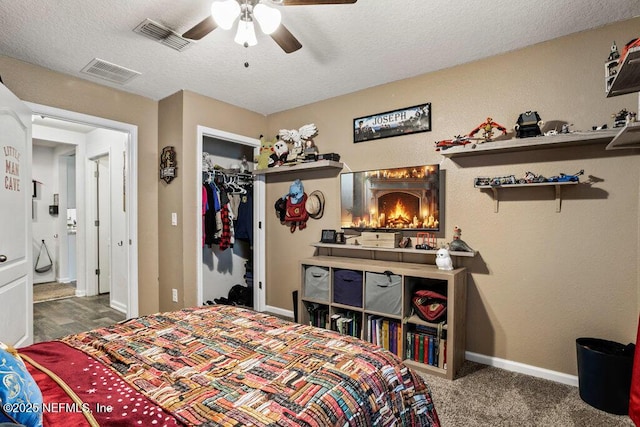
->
[182,0,357,54]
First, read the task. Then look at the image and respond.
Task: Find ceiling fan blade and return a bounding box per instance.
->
[182,16,218,40]
[279,0,356,4]
[270,24,302,53]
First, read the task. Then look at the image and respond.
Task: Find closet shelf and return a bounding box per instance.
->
[439,129,618,157]
[253,160,343,175]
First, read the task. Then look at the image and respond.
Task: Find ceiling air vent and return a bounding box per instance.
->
[133,19,193,52]
[80,58,141,84]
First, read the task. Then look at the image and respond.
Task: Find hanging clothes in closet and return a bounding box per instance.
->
[202,168,253,251]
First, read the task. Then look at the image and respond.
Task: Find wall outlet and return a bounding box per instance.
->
[172,288,178,303]
[171,212,177,226]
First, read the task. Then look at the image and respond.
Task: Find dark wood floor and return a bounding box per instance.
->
[33,294,126,343]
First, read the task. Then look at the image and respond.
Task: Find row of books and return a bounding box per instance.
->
[406,325,447,369]
[305,303,362,337]
[305,303,329,328]
[330,311,361,337]
[366,315,402,358]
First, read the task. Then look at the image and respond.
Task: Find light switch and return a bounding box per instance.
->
[171,212,177,226]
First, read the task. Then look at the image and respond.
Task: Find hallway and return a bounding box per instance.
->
[33,294,125,342]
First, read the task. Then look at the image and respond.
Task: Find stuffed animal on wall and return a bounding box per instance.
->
[256,136,276,170]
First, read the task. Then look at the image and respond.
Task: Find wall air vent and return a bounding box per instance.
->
[80,58,141,84]
[133,19,194,52]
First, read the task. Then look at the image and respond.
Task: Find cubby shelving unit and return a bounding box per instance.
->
[299,252,467,380]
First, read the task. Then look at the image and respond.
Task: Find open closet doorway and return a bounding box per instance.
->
[28,102,139,319]
[196,126,266,313]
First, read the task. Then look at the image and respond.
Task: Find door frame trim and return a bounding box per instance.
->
[26,102,139,318]
[196,126,265,312]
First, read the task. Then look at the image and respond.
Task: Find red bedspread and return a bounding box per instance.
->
[21,341,182,427]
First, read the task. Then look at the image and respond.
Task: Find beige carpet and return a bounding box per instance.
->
[33,282,76,303]
[423,361,634,426]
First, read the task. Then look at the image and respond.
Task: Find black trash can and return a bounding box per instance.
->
[576,337,635,415]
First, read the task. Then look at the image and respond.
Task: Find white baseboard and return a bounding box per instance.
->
[57,277,71,284]
[466,351,579,387]
[110,299,127,314]
[75,289,86,297]
[264,305,294,320]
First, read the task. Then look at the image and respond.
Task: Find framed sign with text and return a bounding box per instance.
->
[354,103,431,143]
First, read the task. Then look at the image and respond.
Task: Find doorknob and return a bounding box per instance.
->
[0,255,6,263]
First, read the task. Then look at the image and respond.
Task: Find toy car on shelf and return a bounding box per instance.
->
[489,175,517,186]
[516,171,546,184]
[474,177,492,186]
[547,169,584,183]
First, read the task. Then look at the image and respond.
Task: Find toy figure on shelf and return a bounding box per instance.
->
[515,111,543,138]
[268,138,289,168]
[279,123,318,162]
[449,226,474,253]
[435,135,483,151]
[468,117,508,142]
[612,109,635,128]
[256,135,276,170]
[435,247,454,271]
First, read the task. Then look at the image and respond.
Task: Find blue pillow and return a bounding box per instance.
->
[0,343,43,427]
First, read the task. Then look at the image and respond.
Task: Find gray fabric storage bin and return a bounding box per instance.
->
[365,271,402,316]
[303,265,330,301]
[333,269,363,307]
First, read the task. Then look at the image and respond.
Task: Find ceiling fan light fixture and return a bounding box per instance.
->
[211,0,241,30]
[253,3,282,35]
[234,18,258,47]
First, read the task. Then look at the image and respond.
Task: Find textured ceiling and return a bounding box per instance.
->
[0,1,639,115]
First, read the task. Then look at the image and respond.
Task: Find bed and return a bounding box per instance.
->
[3,305,440,426]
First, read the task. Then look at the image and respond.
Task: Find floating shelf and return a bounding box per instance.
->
[606,122,640,150]
[438,129,618,157]
[475,181,578,213]
[607,45,640,98]
[253,160,343,175]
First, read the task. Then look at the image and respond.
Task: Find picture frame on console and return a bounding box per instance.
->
[353,103,431,143]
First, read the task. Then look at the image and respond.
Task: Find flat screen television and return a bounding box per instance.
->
[340,165,441,232]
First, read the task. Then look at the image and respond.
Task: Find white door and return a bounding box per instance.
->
[95,155,111,294]
[0,84,33,346]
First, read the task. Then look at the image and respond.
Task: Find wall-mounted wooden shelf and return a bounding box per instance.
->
[606,122,640,150]
[475,181,578,213]
[607,45,640,98]
[439,129,618,157]
[253,160,343,175]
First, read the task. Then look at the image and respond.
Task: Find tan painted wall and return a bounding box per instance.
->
[265,18,640,375]
[0,55,160,315]
[157,90,267,311]
[158,92,184,312]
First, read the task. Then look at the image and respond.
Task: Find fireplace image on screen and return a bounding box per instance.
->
[340,165,441,231]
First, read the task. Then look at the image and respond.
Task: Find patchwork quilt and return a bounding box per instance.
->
[25,305,440,426]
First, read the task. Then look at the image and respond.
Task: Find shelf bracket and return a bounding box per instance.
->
[491,187,499,213]
[555,185,562,213]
